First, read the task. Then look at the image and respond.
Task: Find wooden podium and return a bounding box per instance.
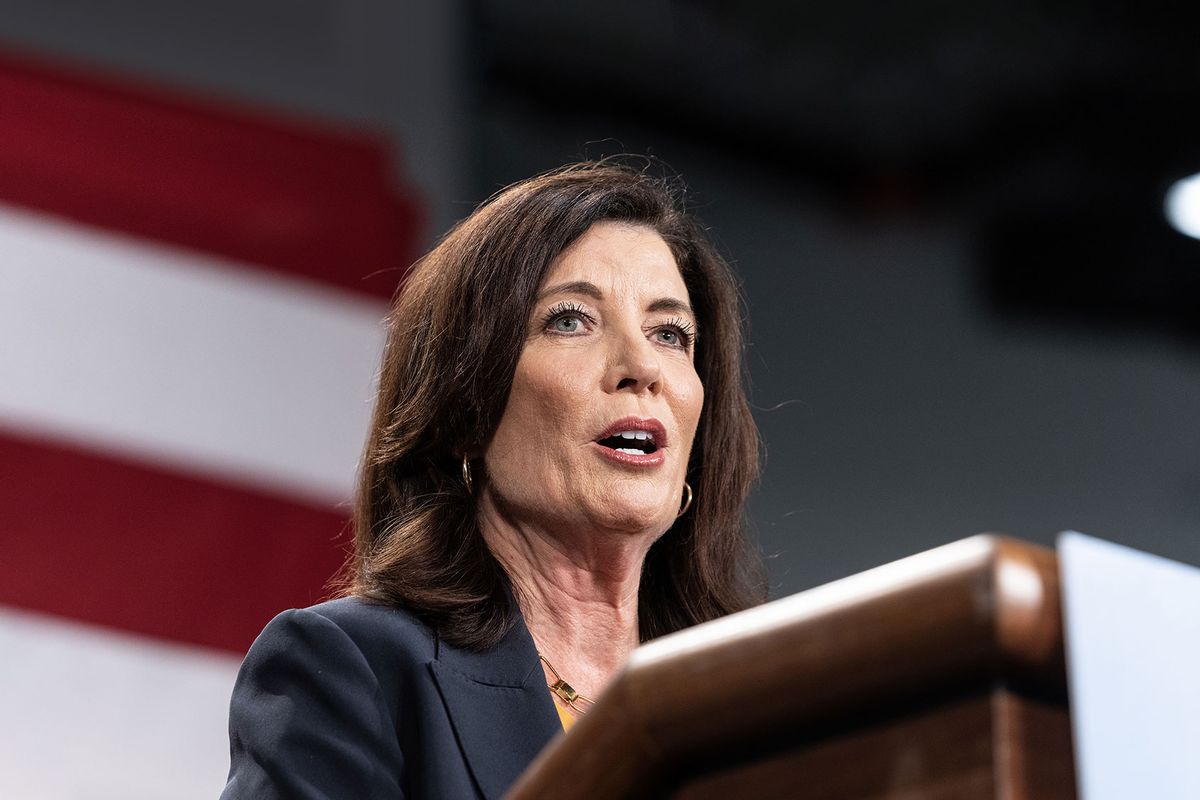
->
[507,536,1077,799]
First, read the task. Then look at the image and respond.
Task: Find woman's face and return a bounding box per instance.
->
[483,221,704,539]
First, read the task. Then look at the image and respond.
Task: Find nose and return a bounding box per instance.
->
[604,328,662,395]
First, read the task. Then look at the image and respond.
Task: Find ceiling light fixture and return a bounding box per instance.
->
[1164,173,1200,240]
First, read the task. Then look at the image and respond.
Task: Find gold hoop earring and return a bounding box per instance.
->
[461,455,473,494]
[677,481,693,517]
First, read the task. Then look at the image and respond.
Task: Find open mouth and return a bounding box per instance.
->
[592,418,667,461]
[596,430,659,456]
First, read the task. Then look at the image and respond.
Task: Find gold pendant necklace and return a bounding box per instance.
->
[538,653,596,715]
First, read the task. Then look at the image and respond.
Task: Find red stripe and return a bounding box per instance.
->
[0,48,421,299]
[0,430,351,653]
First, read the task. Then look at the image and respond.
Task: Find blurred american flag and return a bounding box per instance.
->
[0,51,421,799]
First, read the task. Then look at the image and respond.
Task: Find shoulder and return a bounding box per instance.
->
[222,597,436,798]
[290,596,435,652]
[250,596,436,683]
[282,594,429,635]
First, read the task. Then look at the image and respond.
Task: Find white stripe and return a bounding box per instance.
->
[0,606,240,800]
[0,203,388,505]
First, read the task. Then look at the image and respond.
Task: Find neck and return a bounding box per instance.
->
[478,491,653,699]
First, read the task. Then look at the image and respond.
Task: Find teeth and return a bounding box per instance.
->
[616,430,653,441]
[615,447,644,455]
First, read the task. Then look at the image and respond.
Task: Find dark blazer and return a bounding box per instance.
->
[220,597,563,799]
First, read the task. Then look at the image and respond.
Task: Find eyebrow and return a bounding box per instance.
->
[538,280,603,302]
[538,280,696,318]
[647,297,694,316]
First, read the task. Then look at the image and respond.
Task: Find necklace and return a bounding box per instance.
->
[538,653,596,716]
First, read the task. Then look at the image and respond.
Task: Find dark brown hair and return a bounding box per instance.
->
[347,159,763,649]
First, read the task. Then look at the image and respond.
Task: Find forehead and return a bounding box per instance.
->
[541,222,688,298]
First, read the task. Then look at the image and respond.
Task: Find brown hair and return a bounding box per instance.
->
[347,160,764,649]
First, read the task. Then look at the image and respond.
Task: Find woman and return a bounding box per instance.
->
[221,160,763,799]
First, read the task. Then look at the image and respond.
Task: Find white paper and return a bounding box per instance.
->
[1059,531,1200,800]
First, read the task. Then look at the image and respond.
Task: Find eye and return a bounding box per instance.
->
[541,302,594,336]
[650,317,696,350]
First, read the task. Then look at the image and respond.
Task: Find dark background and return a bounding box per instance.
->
[4,0,1198,595]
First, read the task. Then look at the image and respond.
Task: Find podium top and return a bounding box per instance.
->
[506,535,1064,799]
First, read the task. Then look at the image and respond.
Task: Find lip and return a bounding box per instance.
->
[591,416,668,468]
[594,416,668,448]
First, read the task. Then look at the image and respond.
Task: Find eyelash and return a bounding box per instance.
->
[541,301,595,331]
[541,303,696,350]
[657,317,697,349]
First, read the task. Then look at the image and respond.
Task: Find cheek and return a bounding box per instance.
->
[672,367,705,442]
[490,350,591,469]
[518,352,592,423]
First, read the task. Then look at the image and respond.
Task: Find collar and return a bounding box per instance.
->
[428,605,562,799]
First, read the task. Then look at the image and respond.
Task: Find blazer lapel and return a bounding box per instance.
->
[429,613,561,800]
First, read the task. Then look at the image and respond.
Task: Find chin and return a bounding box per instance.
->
[587,498,674,536]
